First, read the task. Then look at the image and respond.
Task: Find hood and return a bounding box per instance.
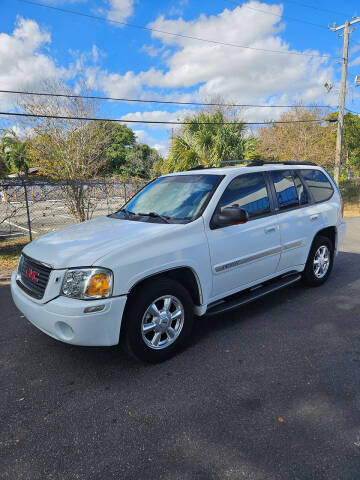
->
[23,216,181,269]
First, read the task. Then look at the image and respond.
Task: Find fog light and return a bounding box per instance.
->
[84,304,105,314]
[55,321,74,341]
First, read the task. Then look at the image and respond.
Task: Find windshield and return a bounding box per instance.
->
[113,174,223,223]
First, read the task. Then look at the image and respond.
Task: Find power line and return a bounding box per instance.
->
[224,0,328,29]
[0,111,327,125]
[0,89,335,109]
[280,0,353,18]
[345,107,360,115]
[13,0,337,58]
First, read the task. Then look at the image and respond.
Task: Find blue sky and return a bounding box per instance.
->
[1,0,360,154]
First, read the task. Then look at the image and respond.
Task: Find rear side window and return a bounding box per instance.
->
[293,172,309,205]
[218,172,270,219]
[271,170,299,210]
[300,169,334,203]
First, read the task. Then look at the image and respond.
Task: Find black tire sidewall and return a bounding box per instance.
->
[302,236,334,286]
[123,278,194,362]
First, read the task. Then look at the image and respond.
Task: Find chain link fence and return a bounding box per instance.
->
[339,178,360,207]
[1,176,359,242]
[0,178,145,241]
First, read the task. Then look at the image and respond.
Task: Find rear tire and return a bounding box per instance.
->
[122,278,194,363]
[301,235,334,287]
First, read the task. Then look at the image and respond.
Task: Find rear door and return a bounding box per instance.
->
[205,172,281,299]
[269,169,323,271]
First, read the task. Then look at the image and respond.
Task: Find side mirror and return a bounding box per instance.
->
[213,206,249,228]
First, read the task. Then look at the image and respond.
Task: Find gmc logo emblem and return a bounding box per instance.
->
[25,267,39,283]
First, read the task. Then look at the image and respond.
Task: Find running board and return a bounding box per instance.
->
[205,273,301,317]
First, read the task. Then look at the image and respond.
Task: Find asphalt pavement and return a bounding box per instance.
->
[1,218,360,479]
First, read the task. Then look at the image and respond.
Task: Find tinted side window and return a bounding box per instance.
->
[300,169,334,203]
[218,173,270,219]
[293,172,308,205]
[271,170,299,210]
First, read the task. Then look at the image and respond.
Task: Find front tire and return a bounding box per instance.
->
[302,235,334,287]
[122,278,194,363]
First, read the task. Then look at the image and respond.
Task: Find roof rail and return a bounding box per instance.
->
[186,160,317,171]
[187,160,249,171]
[247,160,317,167]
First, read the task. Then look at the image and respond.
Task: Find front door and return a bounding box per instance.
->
[205,172,281,300]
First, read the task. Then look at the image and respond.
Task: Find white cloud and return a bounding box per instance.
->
[133,129,170,155]
[105,0,135,23]
[133,128,153,143]
[0,17,65,109]
[350,56,360,67]
[6,124,35,140]
[121,109,196,128]
[349,42,360,67]
[90,1,337,123]
[140,44,166,58]
[350,43,360,56]
[152,140,170,156]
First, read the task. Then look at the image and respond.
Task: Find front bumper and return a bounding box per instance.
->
[11,271,127,346]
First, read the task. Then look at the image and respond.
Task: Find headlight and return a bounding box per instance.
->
[61,268,113,299]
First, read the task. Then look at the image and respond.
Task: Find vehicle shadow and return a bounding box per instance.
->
[191,250,360,346]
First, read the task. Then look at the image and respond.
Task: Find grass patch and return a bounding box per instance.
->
[0,236,28,271]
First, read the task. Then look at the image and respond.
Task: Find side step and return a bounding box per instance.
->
[205,273,301,317]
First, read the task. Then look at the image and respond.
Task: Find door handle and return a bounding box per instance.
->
[310,214,319,221]
[264,226,276,234]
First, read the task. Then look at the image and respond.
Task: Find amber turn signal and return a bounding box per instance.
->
[86,273,110,297]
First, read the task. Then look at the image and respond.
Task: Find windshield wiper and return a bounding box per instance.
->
[137,212,171,223]
[118,208,136,218]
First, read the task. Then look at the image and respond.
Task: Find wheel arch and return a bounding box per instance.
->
[128,266,203,306]
[314,226,337,250]
[119,267,203,344]
[304,226,337,268]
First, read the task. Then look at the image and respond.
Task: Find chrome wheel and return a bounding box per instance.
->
[313,245,330,279]
[141,295,185,350]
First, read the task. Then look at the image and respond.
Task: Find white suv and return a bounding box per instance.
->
[11,162,346,362]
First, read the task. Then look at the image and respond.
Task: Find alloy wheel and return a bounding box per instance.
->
[313,245,330,279]
[141,295,185,350]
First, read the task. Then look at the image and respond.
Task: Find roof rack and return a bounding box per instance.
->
[247,160,317,166]
[187,160,249,171]
[187,160,317,170]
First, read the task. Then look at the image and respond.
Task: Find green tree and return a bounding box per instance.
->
[343,112,360,174]
[164,109,247,172]
[0,155,8,178]
[243,136,266,161]
[0,133,30,175]
[87,122,161,178]
[124,144,162,179]
[0,137,9,177]
[87,121,136,175]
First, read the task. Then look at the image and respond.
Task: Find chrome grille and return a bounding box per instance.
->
[17,254,52,299]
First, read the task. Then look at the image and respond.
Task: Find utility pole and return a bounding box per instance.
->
[330,17,360,184]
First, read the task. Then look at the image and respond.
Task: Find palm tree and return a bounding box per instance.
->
[166,110,247,172]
